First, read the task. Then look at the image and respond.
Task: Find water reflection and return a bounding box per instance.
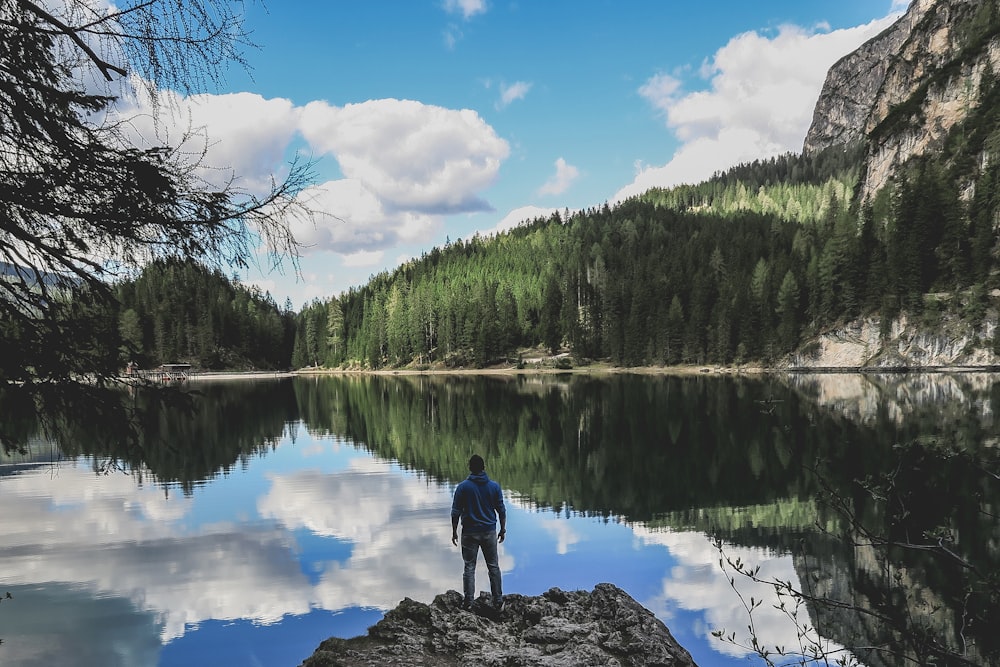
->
[257,456,515,612]
[0,374,997,666]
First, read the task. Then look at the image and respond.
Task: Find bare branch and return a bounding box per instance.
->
[16,0,126,81]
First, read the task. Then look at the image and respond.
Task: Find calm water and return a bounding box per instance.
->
[1,373,997,666]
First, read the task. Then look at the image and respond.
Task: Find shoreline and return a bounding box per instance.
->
[185,370,295,381]
[291,362,764,377]
[289,363,1000,377]
[176,363,1000,381]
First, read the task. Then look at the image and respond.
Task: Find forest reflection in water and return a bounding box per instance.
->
[0,372,998,666]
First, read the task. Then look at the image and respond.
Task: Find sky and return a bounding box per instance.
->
[117,0,913,309]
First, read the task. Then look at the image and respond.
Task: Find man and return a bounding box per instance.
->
[451,454,506,610]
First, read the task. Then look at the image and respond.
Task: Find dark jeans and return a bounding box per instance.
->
[461,529,502,602]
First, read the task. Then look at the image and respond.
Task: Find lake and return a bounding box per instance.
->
[1,372,997,666]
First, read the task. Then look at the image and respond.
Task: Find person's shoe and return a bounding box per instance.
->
[493,596,505,612]
[462,598,474,611]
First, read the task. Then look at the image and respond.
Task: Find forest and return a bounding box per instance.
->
[289,117,1000,370]
[102,64,1000,373]
[113,259,296,370]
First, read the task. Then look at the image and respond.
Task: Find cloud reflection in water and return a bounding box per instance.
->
[0,428,841,667]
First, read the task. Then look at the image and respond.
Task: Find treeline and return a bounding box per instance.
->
[642,145,863,221]
[291,374,831,519]
[294,195,843,368]
[114,258,296,370]
[292,129,1000,369]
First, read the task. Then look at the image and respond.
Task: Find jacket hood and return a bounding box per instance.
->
[468,470,490,484]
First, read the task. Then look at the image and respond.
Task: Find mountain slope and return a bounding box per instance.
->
[294,0,1000,371]
[806,0,1000,200]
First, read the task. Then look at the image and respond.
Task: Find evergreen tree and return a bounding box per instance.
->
[1,1,308,386]
[540,273,563,355]
[327,298,345,366]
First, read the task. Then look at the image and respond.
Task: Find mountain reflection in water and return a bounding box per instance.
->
[0,373,996,667]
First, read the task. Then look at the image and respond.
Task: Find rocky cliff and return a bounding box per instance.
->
[299,584,698,667]
[783,293,1000,370]
[804,0,1000,201]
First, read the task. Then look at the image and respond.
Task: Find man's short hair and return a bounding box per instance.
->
[468,454,485,473]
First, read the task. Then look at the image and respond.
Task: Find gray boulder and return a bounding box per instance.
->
[300,583,698,666]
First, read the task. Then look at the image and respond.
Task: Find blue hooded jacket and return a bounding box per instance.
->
[451,470,506,533]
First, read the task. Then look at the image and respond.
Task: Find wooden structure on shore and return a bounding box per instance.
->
[124,363,193,384]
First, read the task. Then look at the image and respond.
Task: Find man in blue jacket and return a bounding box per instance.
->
[451,454,507,610]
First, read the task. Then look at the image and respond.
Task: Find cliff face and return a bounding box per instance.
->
[299,584,698,667]
[802,1,928,154]
[783,298,1000,371]
[804,0,1000,200]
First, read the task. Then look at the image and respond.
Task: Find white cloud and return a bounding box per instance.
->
[0,462,312,643]
[615,16,898,201]
[118,86,301,195]
[634,526,852,661]
[537,157,580,197]
[342,249,386,268]
[288,180,392,253]
[444,0,487,20]
[637,73,683,113]
[287,178,444,257]
[539,517,581,556]
[108,88,509,264]
[170,96,508,259]
[498,81,533,108]
[258,458,515,611]
[300,99,509,215]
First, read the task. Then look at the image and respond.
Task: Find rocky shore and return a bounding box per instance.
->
[299,583,698,666]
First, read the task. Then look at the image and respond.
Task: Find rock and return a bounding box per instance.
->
[299,583,698,667]
[783,308,1000,370]
[805,0,1000,200]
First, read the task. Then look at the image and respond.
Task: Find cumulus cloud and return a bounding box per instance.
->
[498,81,533,108]
[615,16,898,201]
[289,180,397,254]
[300,99,509,215]
[111,92,510,259]
[117,86,301,195]
[537,157,580,197]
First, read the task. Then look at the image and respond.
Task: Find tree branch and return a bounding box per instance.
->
[17,0,127,81]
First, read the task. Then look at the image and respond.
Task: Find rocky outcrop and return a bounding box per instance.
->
[802,1,927,154]
[805,0,1000,200]
[785,305,1000,370]
[299,584,698,667]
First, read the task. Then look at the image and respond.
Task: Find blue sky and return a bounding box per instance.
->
[117,0,911,308]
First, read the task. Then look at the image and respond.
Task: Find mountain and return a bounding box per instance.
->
[292,0,1000,372]
[0,260,68,288]
[806,0,1000,201]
